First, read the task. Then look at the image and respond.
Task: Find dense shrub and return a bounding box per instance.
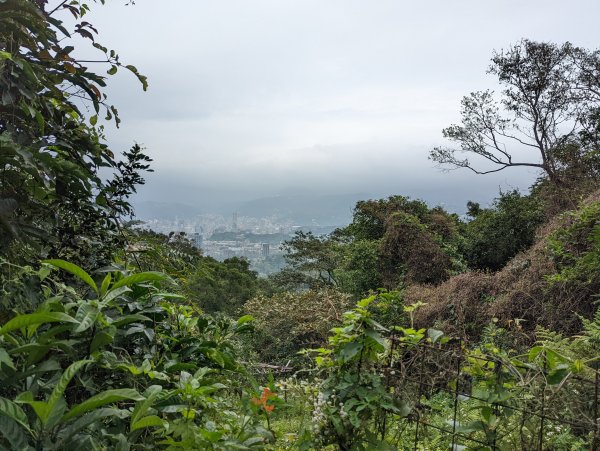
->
[548,200,600,284]
[336,239,383,298]
[380,211,454,285]
[243,289,352,365]
[185,257,259,315]
[126,230,259,315]
[461,190,544,271]
[0,260,271,449]
[297,296,599,450]
[273,196,464,298]
[346,196,431,241]
[344,197,463,287]
[409,193,600,340]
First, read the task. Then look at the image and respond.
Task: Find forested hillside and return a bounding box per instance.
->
[1,1,599,449]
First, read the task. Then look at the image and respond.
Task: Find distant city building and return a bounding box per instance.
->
[190,232,203,249]
[140,212,294,272]
[261,243,270,257]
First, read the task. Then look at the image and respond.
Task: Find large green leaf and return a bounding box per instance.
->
[130,385,162,427]
[338,342,362,363]
[62,389,143,421]
[16,359,61,379]
[43,260,98,294]
[41,360,92,425]
[101,286,131,304]
[0,348,15,370]
[110,314,151,328]
[99,273,112,298]
[427,328,445,344]
[12,343,51,366]
[0,415,29,450]
[236,315,254,327]
[0,312,77,335]
[130,415,164,431]
[89,326,116,353]
[36,324,74,342]
[73,302,99,334]
[14,392,49,426]
[364,329,385,351]
[110,272,168,290]
[59,408,129,445]
[154,292,185,299]
[0,397,31,433]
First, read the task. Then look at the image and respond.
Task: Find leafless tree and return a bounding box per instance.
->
[430,40,600,184]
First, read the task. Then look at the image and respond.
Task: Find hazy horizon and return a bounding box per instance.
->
[75,0,600,213]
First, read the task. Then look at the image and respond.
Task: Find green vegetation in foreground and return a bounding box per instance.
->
[1,0,600,449]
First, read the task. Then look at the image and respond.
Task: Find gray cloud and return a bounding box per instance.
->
[78,0,600,214]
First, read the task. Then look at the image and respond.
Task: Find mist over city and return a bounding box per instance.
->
[79,0,599,219]
[86,0,599,276]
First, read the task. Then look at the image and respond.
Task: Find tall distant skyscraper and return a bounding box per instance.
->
[261,243,270,257]
[175,216,184,232]
[232,212,238,231]
[191,232,203,249]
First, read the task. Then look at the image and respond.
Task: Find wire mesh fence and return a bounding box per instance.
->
[382,337,600,450]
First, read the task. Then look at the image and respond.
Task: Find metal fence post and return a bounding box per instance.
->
[492,360,501,450]
[538,355,546,451]
[593,365,599,451]
[381,333,396,441]
[413,345,426,450]
[450,339,463,451]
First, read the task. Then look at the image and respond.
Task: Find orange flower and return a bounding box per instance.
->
[251,387,276,414]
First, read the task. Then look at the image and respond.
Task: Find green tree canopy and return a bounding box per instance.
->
[273,196,464,298]
[185,257,259,315]
[0,0,150,267]
[461,190,544,271]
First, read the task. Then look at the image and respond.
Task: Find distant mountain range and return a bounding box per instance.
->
[133,192,371,225]
[234,193,369,224]
[133,201,204,220]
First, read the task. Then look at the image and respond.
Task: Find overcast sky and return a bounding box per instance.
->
[79,0,600,212]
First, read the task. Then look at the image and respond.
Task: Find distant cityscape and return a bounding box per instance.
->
[141,213,339,276]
